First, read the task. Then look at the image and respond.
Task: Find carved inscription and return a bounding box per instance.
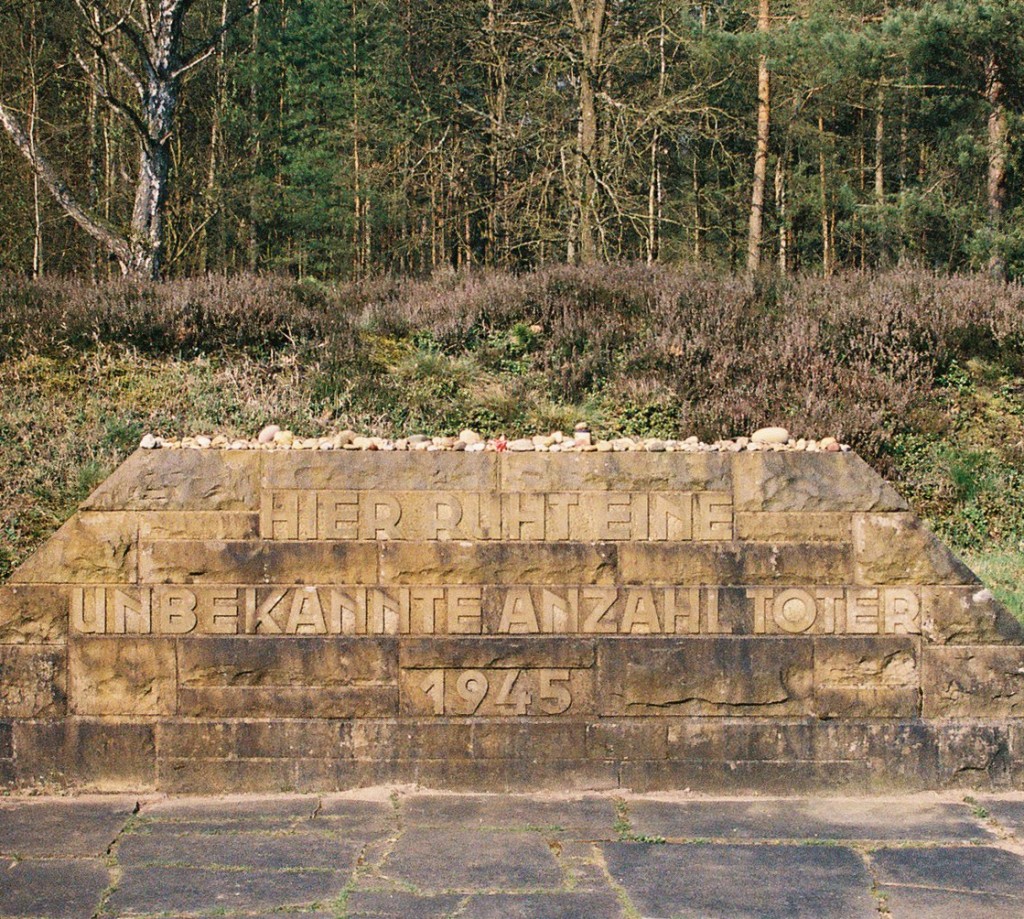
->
[261,490,734,541]
[401,667,589,717]
[70,585,921,636]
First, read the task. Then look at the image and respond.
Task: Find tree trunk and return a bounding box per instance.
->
[569,0,606,264]
[985,54,1007,278]
[746,0,770,273]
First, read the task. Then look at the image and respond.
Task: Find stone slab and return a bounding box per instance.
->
[102,865,351,916]
[625,799,991,842]
[381,827,562,890]
[600,638,813,716]
[0,645,65,717]
[923,646,1024,718]
[0,858,111,918]
[854,513,977,586]
[69,637,176,716]
[9,512,137,584]
[83,448,260,511]
[602,841,877,918]
[733,452,907,513]
[876,887,1024,919]
[400,793,619,837]
[0,585,68,643]
[140,794,320,824]
[462,892,626,918]
[870,845,1024,897]
[345,890,465,918]
[116,825,363,870]
[0,797,137,856]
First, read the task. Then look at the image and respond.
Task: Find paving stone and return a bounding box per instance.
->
[978,798,1024,837]
[140,794,318,824]
[461,891,626,918]
[117,825,363,870]
[879,886,1023,919]
[626,799,992,842]
[381,827,562,891]
[312,795,396,836]
[602,842,877,919]
[0,858,111,918]
[871,845,1024,896]
[0,797,137,856]
[400,794,618,837]
[346,889,464,917]
[102,865,349,916]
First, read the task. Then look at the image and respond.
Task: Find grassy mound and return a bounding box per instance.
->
[2,265,1022,613]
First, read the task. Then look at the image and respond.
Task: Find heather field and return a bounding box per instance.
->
[2,266,1023,615]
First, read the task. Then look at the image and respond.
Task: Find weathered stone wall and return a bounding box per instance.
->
[2,449,1023,793]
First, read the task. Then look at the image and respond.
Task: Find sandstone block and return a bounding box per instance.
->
[139,540,377,584]
[733,452,907,513]
[14,719,156,790]
[586,721,668,760]
[920,586,1024,644]
[664,718,815,763]
[937,723,1012,788]
[9,513,137,584]
[69,638,176,716]
[812,637,921,718]
[83,449,259,511]
[0,647,65,717]
[400,636,596,669]
[600,638,813,716]
[262,451,497,491]
[618,542,851,586]
[471,721,586,759]
[138,512,259,541]
[0,586,67,643]
[922,646,1024,718]
[735,512,851,542]
[155,719,350,760]
[499,452,731,493]
[854,514,978,585]
[156,758,295,794]
[177,636,397,718]
[379,541,618,585]
[399,665,595,718]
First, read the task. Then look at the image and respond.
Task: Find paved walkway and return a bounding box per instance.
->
[2,790,1023,918]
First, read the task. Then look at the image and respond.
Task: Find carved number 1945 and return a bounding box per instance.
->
[419,668,572,716]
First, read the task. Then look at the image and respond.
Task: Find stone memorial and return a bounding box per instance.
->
[2,443,1023,793]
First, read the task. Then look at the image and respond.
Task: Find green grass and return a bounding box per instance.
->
[962,550,1024,624]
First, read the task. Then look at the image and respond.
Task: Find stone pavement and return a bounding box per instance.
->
[2,790,1024,918]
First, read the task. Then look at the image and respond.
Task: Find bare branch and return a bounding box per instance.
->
[175,0,256,77]
[0,96,131,265]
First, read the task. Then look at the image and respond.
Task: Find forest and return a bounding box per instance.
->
[1,0,1022,280]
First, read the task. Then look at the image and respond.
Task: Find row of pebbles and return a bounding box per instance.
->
[139,425,848,454]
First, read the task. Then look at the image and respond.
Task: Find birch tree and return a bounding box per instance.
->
[0,0,257,279]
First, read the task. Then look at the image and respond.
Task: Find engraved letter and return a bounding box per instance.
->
[359,493,402,540]
[747,588,774,634]
[650,494,693,541]
[498,588,540,633]
[883,588,921,635]
[431,494,464,540]
[541,588,578,633]
[621,588,661,633]
[154,587,198,634]
[545,493,579,541]
[70,587,105,634]
[665,587,700,634]
[504,493,545,540]
[695,493,733,540]
[319,491,359,539]
[581,587,618,633]
[447,587,483,634]
[771,588,817,634]
[286,587,327,634]
[846,589,880,634]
